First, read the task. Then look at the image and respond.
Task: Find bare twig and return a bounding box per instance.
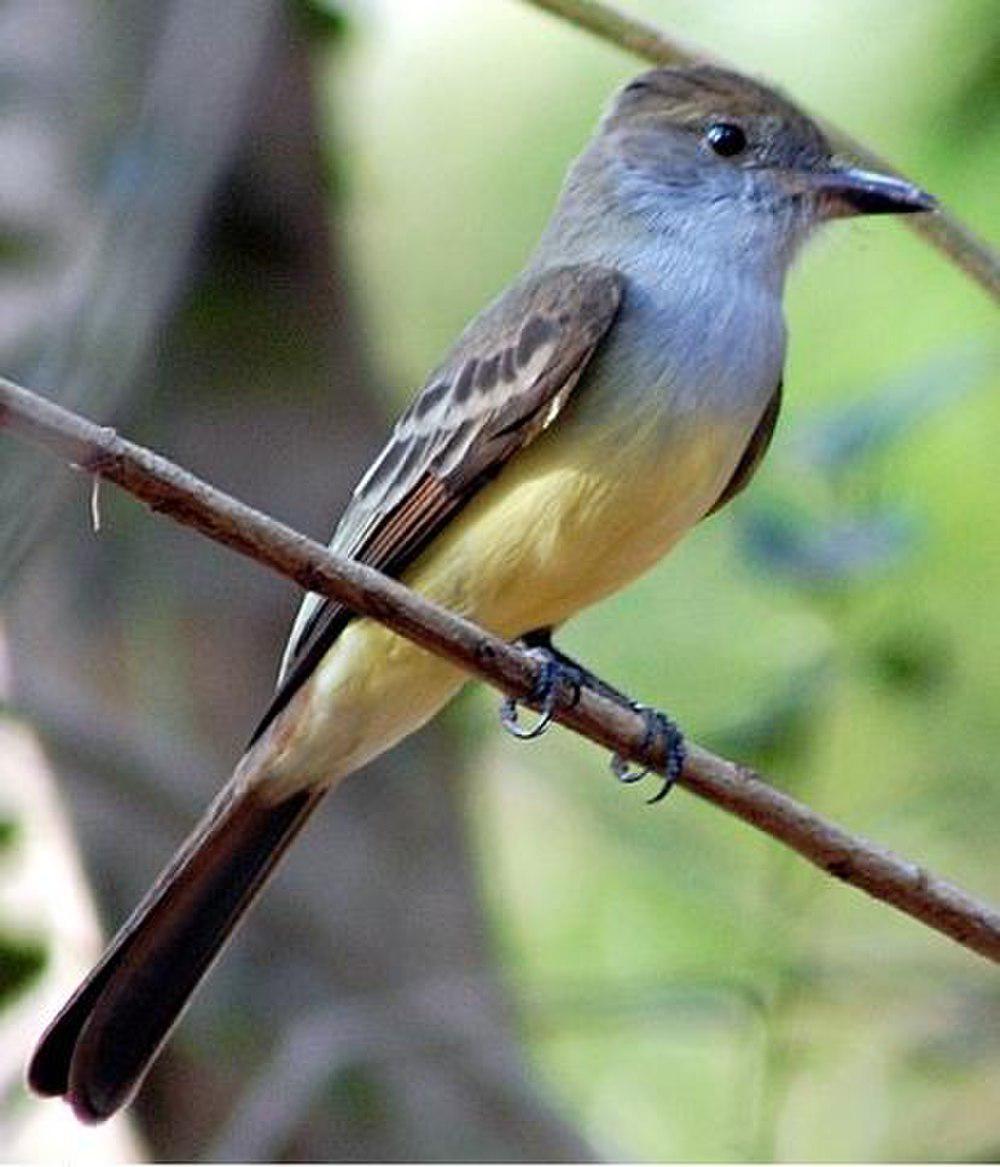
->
[1,374,999,964]
[523,0,1000,302]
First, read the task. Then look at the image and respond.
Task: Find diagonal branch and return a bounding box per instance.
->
[523,0,1000,302]
[1,373,999,964]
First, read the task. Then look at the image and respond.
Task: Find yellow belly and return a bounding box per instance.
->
[264,408,749,788]
[409,409,743,636]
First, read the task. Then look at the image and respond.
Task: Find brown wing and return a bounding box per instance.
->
[248,263,623,744]
[705,380,783,518]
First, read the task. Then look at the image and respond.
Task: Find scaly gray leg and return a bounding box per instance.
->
[499,628,685,803]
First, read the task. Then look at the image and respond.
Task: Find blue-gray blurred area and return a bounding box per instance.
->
[0,0,998,1160]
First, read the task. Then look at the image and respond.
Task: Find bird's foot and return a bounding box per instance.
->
[610,705,685,804]
[499,630,685,803]
[499,646,582,740]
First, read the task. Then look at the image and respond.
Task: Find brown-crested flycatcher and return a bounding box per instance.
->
[28,65,934,1122]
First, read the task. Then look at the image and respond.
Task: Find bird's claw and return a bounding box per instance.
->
[611,706,685,804]
[500,644,684,805]
[499,648,581,740]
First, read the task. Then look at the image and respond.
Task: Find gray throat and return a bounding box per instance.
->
[529,141,795,427]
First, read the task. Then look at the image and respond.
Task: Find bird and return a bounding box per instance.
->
[28,63,933,1122]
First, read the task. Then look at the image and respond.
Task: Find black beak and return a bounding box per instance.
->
[811,166,936,217]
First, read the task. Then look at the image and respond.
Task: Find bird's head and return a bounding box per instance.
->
[595,65,934,264]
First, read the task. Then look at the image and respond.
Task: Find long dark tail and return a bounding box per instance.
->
[28,779,326,1123]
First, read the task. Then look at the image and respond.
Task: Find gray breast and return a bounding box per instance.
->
[577,248,787,435]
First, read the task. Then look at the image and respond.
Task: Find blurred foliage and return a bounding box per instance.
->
[291,0,350,44]
[0,933,46,1009]
[0,817,19,854]
[320,0,999,1160]
[0,817,46,1007]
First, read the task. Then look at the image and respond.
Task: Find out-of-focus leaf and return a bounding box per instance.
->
[292,0,350,43]
[787,343,994,477]
[0,227,49,268]
[323,1064,386,1135]
[866,623,953,694]
[903,988,1000,1069]
[940,1,1000,131]
[0,816,19,853]
[0,932,46,1007]
[737,506,919,585]
[705,662,833,762]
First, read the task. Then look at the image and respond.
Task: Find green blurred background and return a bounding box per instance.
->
[334,1,999,1159]
[0,0,997,1160]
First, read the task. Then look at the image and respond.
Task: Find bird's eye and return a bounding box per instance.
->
[706,122,747,157]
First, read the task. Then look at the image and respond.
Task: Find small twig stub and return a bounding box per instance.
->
[90,475,102,533]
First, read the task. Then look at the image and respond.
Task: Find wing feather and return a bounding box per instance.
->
[250,263,622,745]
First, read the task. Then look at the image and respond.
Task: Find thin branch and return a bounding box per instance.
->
[523,0,1000,302]
[2,374,999,965]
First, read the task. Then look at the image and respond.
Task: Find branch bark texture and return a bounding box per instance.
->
[523,0,1000,302]
[2,374,999,965]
